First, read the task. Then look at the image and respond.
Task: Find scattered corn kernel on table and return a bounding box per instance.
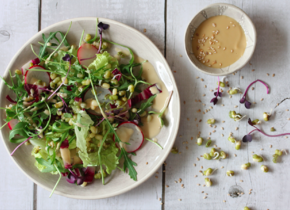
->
[1,0,290,209]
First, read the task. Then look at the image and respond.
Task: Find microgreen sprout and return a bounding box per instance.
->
[235,140,241,150]
[228,136,236,143]
[210,76,222,105]
[239,79,269,109]
[270,127,276,132]
[219,151,227,159]
[197,137,203,146]
[209,148,216,157]
[207,118,216,124]
[275,149,283,156]
[203,168,213,176]
[252,154,263,162]
[229,111,246,121]
[244,206,251,210]
[203,153,212,160]
[204,178,212,187]
[145,138,163,149]
[251,119,261,125]
[205,139,212,147]
[243,118,290,143]
[260,165,269,173]
[226,170,235,177]
[213,152,220,160]
[241,162,251,170]
[229,87,241,95]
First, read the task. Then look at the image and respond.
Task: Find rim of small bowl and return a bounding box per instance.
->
[184,3,257,76]
[0,17,181,199]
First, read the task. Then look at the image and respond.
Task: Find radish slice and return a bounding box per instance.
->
[21,61,32,75]
[8,119,18,130]
[77,43,98,67]
[25,65,50,87]
[60,139,71,169]
[113,122,144,153]
[83,86,111,115]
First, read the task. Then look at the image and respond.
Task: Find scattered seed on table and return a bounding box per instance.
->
[166,185,169,188]
[201,191,204,193]
[229,95,232,98]
[234,154,237,157]
[217,147,221,150]
[213,130,216,133]
[195,175,198,178]
[240,180,243,182]
[252,87,255,90]
[214,144,217,147]
[209,132,212,135]
[197,158,200,161]
[272,74,275,77]
[194,163,196,166]
[234,105,238,108]
[286,109,289,111]
[288,118,290,121]
[204,85,207,88]
[159,198,161,201]
[222,104,225,106]
[228,193,230,196]
[214,125,217,128]
[155,176,158,178]
[201,166,203,169]
[221,134,224,137]
[267,73,269,76]
[249,192,252,195]
[196,76,199,79]
[221,127,224,130]
[203,184,206,187]
[252,69,255,71]
[269,145,272,148]
[181,184,184,188]
[221,166,224,169]
[205,193,208,195]
[235,127,239,130]
[178,199,182,201]
[285,136,288,139]
[223,200,226,203]
[179,178,182,183]
[197,184,200,186]
[146,162,148,165]
[222,121,225,123]
[201,78,204,81]
[143,29,147,32]
[261,98,264,101]
[203,196,207,199]
[203,94,206,97]
[261,148,264,151]
[241,76,244,79]
[211,89,214,92]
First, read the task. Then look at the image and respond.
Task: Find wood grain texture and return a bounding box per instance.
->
[37,0,165,209]
[0,0,39,210]
[165,0,290,209]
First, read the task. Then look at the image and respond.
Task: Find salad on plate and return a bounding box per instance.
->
[0,19,172,196]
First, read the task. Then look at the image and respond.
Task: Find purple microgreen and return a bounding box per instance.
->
[62,54,73,62]
[47,55,71,100]
[10,137,32,156]
[245,100,252,109]
[210,76,222,106]
[242,134,253,143]
[98,22,109,30]
[244,118,290,143]
[240,80,269,109]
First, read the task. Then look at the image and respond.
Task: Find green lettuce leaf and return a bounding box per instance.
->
[74,111,94,166]
[88,51,119,77]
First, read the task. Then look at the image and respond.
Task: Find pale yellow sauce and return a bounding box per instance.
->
[192,15,246,68]
[116,126,134,150]
[135,57,169,138]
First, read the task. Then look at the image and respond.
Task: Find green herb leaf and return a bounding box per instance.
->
[9,122,29,143]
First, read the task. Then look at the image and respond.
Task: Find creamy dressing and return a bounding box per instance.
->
[116,126,134,150]
[192,15,246,68]
[135,57,169,138]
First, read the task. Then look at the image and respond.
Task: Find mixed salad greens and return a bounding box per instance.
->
[1,19,170,196]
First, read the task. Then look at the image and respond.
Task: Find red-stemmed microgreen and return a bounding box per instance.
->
[240,80,269,109]
[47,54,72,100]
[10,137,32,156]
[243,118,290,143]
[210,76,222,105]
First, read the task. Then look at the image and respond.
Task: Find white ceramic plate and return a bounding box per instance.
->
[185,3,257,76]
[0,17,180,199]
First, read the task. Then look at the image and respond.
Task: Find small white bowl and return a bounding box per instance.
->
[185,3,257,76]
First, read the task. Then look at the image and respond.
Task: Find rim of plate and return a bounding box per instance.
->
[184,3,257,76]
[0,17,181,199]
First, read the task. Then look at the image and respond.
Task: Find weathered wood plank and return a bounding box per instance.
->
[165,0,290,209]
[37,0,165,209]
[0,0,39,209]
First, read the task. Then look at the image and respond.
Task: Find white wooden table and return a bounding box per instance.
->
[1,0,290,209]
